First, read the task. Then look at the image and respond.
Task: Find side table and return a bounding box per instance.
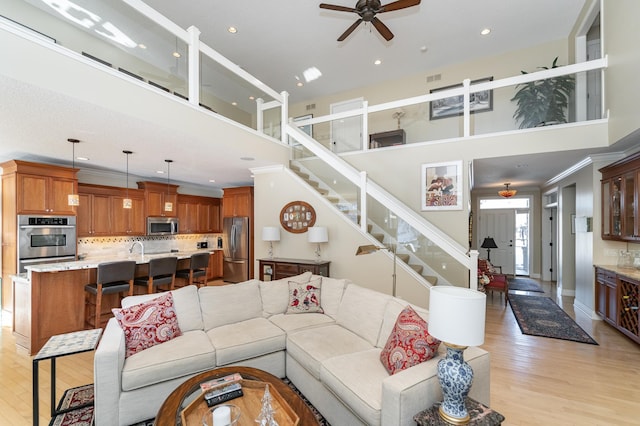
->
[32,328,102,426]
[414,398,505,426]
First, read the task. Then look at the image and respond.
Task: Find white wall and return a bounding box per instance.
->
[252,166,431,309]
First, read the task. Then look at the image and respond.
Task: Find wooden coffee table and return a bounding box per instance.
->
[155,366,320,426]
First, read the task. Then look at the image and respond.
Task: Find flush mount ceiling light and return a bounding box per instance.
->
[481,28,491,35]
[228,26,238,34]
[498,183,517,198]
[374,59,382,65]
[67,138,80,206]
[123,150,133,209]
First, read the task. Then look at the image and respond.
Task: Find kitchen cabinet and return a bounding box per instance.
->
[594,266,640,345]
[223,186,253,218]
[258,258,330,281]
[1,160,78,216]
[77,192,112,236]
[600,152,640,241]
[138,181,178,217]
[1,160,78,313]
[77,184,145,237]
[177,194,222,234]
[207,250,223,280]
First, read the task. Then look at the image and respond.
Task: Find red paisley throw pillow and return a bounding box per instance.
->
[112,292,182,358]
[380,305,440,374]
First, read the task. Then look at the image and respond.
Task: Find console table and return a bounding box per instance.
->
[258,258,330,281]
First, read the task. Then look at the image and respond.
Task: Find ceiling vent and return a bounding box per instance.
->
[306,103,316,111]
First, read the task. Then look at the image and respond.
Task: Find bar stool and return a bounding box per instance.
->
[176,252,210,288]
[84,260,136,329]
[134,256,178,294]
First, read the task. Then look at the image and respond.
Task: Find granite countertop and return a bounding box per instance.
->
[27,249,219,273]
[595,264,640,280]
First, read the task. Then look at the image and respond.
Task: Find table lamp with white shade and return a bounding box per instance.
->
[261,226,280,259]
[307,226,328,262]
[428,286,486,424]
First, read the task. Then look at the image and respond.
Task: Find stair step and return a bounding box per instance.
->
[410,264,424,274]
[294,171,310,180]
[424,276,438,285]
[371,233,384,243]
[316,187,329,195]
[397,254,410,263]
[307,180,320,188]
[326,196,339,203]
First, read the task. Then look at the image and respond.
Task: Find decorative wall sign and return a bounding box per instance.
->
[280,201,316,233]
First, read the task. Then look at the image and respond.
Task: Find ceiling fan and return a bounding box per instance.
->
[319,0,421,42]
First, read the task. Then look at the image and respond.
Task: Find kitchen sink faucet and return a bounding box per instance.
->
[130,241,144,257]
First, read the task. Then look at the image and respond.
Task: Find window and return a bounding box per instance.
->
[480,198,529,209]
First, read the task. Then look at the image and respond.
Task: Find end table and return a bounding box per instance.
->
[414,397,504,426]
[32,328,102,426]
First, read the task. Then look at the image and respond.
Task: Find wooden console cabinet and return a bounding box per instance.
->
[258,258,330,281]
[600,151,640,241]
[595,266,640,344]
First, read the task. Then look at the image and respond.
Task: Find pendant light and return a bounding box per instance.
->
[164,159,173,212]
[123,150,133,209]
[498,182,517,198]
[67,138,80,206]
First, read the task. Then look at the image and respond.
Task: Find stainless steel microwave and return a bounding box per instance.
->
[147,217,179,235]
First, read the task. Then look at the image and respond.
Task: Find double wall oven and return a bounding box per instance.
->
[18,215,77,273]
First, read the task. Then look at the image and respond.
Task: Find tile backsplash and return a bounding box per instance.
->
[78,234,221,259]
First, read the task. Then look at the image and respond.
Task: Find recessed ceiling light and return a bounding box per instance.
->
[172,51,181,58]
[420,45,428,53]
[228,26,237,34]
[209,179,216,183]
[156,170,165,174]
[374,59,382,65]
[480,28,491,36]
[240,157,255,161]
[77,156,89,161]
[297,82,303,87]
[249,96,255,100]
[138,43,147,49]
[232,101,238,106]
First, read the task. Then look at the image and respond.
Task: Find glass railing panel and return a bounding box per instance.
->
[199,53,278,130]
[11,1,190,95]
[291,156,361,225]
[366,196,468,286]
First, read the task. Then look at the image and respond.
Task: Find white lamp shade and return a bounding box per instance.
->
[262,226,280,242]
[428,286,486,347]
[307,226,328,243]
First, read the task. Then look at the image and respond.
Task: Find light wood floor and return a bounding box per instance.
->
[1,279,639,425]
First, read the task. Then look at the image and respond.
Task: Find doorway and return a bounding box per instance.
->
[478,197,531,276]
[329,98,363,153]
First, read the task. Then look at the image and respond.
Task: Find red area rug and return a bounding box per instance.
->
[49,384,94,426]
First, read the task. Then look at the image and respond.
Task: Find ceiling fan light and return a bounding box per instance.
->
[498,183,517,198]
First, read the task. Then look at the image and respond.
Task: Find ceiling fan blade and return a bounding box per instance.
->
[338,18,363,41]
[319,3,357,13]
[379,0,421,13]
[371,17,394,41]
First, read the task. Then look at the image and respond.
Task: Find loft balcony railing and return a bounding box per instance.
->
[4,1,608,288]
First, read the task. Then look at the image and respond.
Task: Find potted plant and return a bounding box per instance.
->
[511,57,575,129]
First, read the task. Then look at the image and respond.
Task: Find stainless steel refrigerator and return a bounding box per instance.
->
[223,217,249,283]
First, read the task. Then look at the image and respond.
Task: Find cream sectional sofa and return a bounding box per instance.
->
[94,273,490,426]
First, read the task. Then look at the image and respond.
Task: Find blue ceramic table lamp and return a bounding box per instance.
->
[428,286,486,424]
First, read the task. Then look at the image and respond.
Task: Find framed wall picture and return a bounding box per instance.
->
[280,200,317,233]
[421,160,463,211]
[429,77,493,120]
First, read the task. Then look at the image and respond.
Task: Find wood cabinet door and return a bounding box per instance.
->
[177,201,196,233]
[49,178,77,215]
[129,197,146,235]
[209,199,222,232]
[111,197,129,235]
[92,195,112,235]
[146,191,164,217]
[76,193,92,237]
[18,174,48,213]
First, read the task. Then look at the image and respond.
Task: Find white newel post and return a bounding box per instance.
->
[469,249,479,290]
[187,26,200,106]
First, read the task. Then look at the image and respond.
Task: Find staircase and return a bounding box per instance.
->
[291,163,438,286]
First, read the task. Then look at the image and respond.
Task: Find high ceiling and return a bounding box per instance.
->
[3,0,628,193]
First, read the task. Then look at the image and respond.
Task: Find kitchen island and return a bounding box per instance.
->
[13,249,219,355]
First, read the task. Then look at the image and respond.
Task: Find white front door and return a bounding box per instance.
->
[330,98,363,153]
[479,209,516,275]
